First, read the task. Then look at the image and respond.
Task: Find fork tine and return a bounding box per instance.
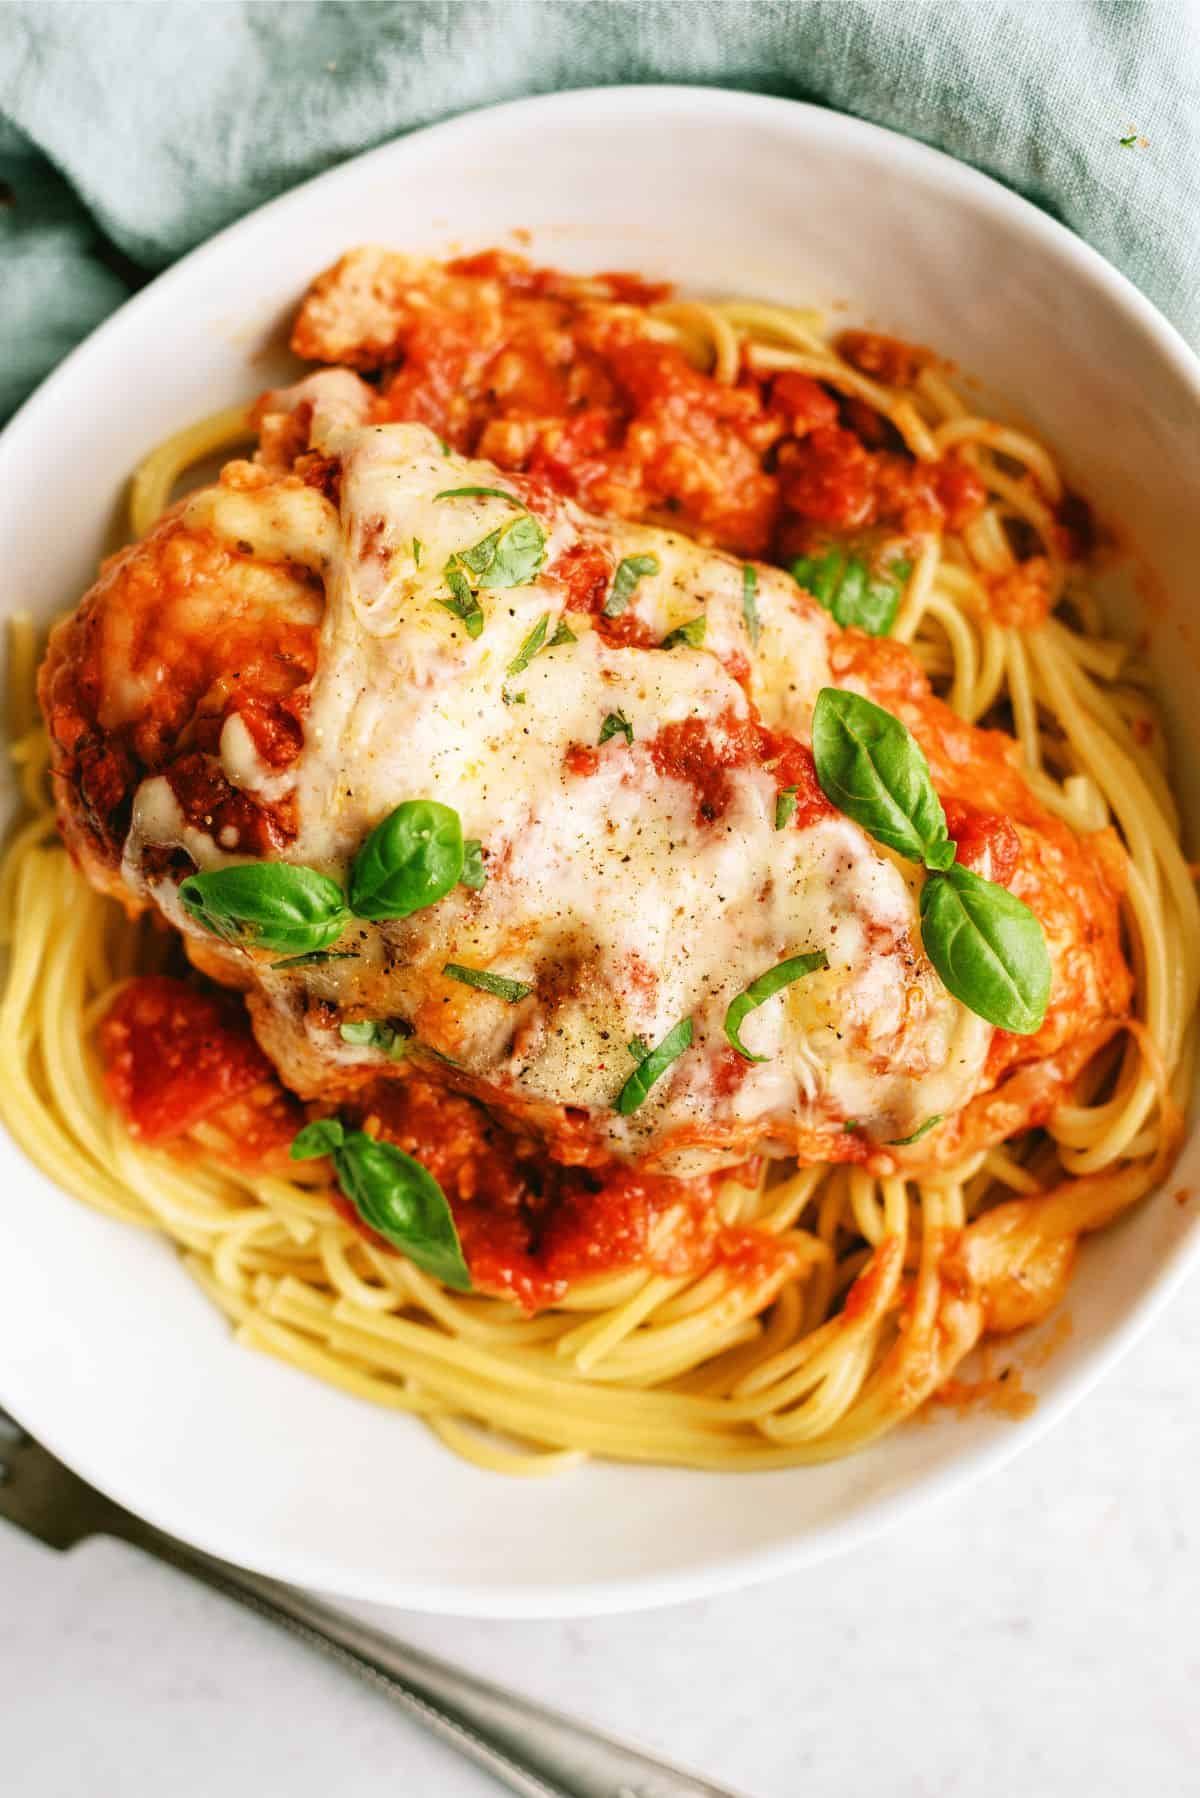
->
[0,1425,126,1551]
[0,1407,29,1446]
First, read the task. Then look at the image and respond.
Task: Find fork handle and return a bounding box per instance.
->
[119,1520,745,1798]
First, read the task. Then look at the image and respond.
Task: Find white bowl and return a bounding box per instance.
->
[2,88,1198,1617]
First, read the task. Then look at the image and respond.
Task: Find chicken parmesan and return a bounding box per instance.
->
[6,248,1194,1474]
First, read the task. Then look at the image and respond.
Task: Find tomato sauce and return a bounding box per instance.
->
[292,253,990,560]
[99,974,781,1312]
[100,975,285,1147]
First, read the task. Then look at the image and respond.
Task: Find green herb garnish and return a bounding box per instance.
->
[437,564,486,638]
[724,951,829,1063]
[435,484,527,508]
[615,1017,693,1115]
[742,565,760,649]
[599,710,634,747]
[919,864,1050,1036]
[349,800,465,921]
[604,553,659,618]
[442,963,534,1003]
[791,549,910,637]
[507,613,549,677]
[660,615,707,651]
[291,1120,470,1289]
[460,839,486,890]
[889,1114,943,1146]
[179,864,350,958]
[775,785,799,830]
[339,1019,408,1060]
[811,687,1049,1034]
[811,688,952,869]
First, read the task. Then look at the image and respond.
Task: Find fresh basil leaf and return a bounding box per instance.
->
[501,689,527,706]
[335,1130,471,1290]
[507,613,549,677]
[349,800,464,921]
[478,512,546,589]
[442,962,533,1003]
[811,688,950,867]
[454,531,503,580]
[775,785,799,830]
[339,1019,408,1060]
[920,864,1050,1036]
[627,1035,650,1061]
[434,484,526,508]
[604,553,659,618]
[889,1114,943,1146]
[547,618,576,648]
[791,550,909,637]
[412,537,424,568]
[460,839,486,890]
[599,710,634,747]
[742,565,760,649]
[437,563,485,638]
[179,863,350,957]
[724,950,829,1063]
[614,1016,693,1115]
[272,950,357,969]
[291,1118,346,1160]
[660,615,707,651]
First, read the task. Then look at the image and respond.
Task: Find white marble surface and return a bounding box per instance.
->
[5,1273,1199,1798]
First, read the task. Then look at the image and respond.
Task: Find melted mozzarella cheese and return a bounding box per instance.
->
[135,409,992,1169]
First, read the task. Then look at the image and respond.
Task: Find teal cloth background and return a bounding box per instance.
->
[1,0,1197,423]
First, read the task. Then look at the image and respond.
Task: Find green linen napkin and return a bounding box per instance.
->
[1,0,1197,422]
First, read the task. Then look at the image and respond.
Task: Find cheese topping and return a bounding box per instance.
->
[132,405,992,1169]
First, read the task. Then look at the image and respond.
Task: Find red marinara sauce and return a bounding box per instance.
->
[357,1077,777,1312]
[98,976,784,1313]
[100,975,289,1149]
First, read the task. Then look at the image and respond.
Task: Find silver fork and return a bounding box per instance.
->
[0,1409,748,1798]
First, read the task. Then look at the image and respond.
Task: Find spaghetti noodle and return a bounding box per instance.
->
[3,267,1195,1475]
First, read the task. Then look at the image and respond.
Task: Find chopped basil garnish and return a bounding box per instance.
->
[615,1017,693,1115]
[437,565,485,638]
[889,1114,943,1146]
[443,963,533,1003]
[460,839,486,890]
[291,1119,470,1290]
[812,687,1049,1035]
[811,688,952,869]
[599,710,634,747]
[272,950,357,969]
[502,690,526,706]
[919,864,1050,1036]
[412,537,424,568]
[791,549,910,637]
[291,1118,347,1160]
[179,864,350,958]
[724,950,829,1063]
[548,618,576,648]
[435,484,527,508]
[604,553,659,618]
[438,504,547,639]
[339,1018,408,1060]
[507,613,549,677]
[349,800,464,921]
[660,615,707,651]
[742,564,760,649]
[775,785,799,830]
